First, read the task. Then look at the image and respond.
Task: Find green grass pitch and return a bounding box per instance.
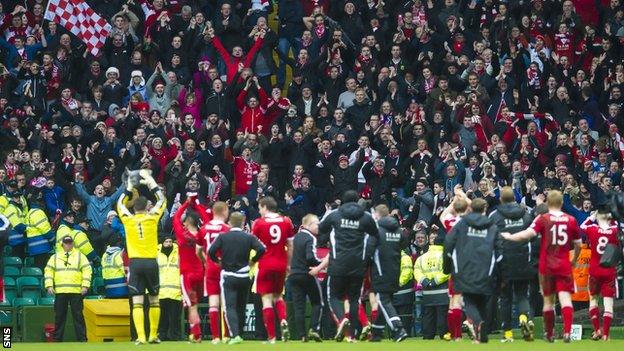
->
[9,339,624,351]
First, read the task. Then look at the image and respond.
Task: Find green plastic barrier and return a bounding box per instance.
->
[19,306,76,342]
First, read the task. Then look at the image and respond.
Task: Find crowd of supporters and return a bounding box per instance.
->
[1,0,624,342]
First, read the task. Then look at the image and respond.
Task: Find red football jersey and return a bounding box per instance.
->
[442,215,460,232]
[530,211,581,276]
[581,220,619,277]
[173,227,204,275]
[198,219,231,277]
[173,201,210,275]
[252,213,294,271]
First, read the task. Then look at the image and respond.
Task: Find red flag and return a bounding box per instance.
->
[44,0,111,56]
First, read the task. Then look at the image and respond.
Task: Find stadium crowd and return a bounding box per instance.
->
[0,0,623,344]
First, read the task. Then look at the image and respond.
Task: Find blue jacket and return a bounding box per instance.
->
[74,183,125,231]
[563,194,590,224]
[42,186,65,216]
[0,36,45,67]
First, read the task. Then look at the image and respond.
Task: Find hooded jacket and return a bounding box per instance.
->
[370,216,406,293]
[443,212,502,295]
[318,202,379,277]
[489,203,537,280]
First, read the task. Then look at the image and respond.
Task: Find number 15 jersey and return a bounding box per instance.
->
[252,213,294,271]
[530,210,581,276]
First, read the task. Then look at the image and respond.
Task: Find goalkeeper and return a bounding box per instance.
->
[117,170,167,344]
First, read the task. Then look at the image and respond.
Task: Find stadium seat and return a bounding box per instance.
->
[3,256,22,269]
[17,277,41,300]
[23,256,35,267]
[0,304,12,324]
[37,297,55,306]
[3,278,16,304]
[3,266,20,278]
[21,267,43,278]
[91,277,105,295]
[12,297,36,308]
[2,246,11,256]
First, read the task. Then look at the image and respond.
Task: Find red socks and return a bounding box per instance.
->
[589,307,600,332]
[603,312,613,338]
[561,306,573,335]
[209,308,221,339]
[447,308,462,338]
[454,309,462,338]
[275,299,287,322]
[190,322,201,340]
[371,309,378,324]
[358,304,369,326]
[447,310,454,337]
[543,308,555,338]
[262,307,276,340]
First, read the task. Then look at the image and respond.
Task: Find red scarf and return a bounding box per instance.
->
[526,67,540,88]
[423,77,436,93]
[211,173,222,202]
[412,4,427,26]
[292,174,303,189]
[4,162,18,179]
[314,24,325,38]
[357,54,372,65]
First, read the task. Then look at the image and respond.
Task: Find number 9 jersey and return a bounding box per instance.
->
[252,213,294,271]
[530,210,581,276]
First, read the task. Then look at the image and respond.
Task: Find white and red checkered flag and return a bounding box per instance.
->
[44,0,111,56]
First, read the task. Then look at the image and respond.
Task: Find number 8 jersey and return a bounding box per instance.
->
[251,213,294,271]
[581,219,619,277]
[530,210,581,276]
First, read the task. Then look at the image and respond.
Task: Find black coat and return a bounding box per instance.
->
[363,162,394,205]
[489,203,537,281]
[290,229,322,275]
[330,154,363,200]
[318,202,380,277]
[443,213,502,295]
[370,216,406,293]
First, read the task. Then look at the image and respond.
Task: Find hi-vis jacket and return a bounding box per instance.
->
[25,207,54,256]
[102,246,128,298]
[157,244,181,301]
[414,245,449,306]
[56,223,96,261]
[4,200,26,246]
[44,248,92,294]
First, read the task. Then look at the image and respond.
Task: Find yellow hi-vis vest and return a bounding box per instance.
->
[44,248,92,294]
[102,247,129,298]
[25,208,53,255]
[55,224,96,261]
[4,202,26,246]
[157,244,181,301]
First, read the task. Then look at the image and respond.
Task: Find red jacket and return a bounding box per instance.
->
[232,156,260,195]
[212,36,264,83]
[236,88,268,134]
[149,145,178,183]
